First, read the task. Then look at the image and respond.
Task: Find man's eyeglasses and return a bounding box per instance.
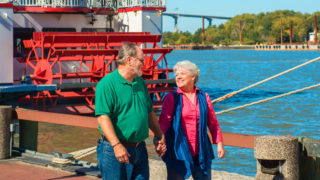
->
[134,57,144,64]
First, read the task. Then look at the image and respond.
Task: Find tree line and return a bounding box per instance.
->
[163,10,320,45]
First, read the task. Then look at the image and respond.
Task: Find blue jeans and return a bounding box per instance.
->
[166,156,211,180]
[97,138,149,180]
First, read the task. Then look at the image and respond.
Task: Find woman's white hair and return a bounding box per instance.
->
[173,60,200,84]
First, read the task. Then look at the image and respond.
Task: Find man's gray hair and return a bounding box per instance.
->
[117,42,139,65]
[173,60,200,84]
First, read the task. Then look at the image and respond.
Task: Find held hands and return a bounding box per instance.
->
[217,142,225,159]
[113,143,131,163]
[153,135,167,157]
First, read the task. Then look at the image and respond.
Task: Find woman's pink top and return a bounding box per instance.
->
[159,87,223,156]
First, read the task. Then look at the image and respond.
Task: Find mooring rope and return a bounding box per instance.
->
[216,83,320,115]
[52,146,96,164]
[211,56,320,104]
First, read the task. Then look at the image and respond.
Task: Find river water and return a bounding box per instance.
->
[164,50,320,177]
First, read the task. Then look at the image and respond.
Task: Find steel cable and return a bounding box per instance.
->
[216,83,320,115]
[212,56,320,104]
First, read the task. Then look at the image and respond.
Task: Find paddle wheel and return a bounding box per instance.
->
[17,31,174,110]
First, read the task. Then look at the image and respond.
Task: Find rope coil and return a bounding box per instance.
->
[52,146,96,165]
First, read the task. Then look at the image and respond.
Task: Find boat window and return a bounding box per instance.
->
[13,28,35,57]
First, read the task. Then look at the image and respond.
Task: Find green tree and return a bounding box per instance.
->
[163,10,320,45]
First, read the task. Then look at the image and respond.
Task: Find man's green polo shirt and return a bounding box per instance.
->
[95,69,153,143]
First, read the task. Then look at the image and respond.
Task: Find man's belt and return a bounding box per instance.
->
[102,135,143,148]
[120,140,143,148]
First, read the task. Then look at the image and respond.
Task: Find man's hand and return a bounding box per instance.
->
[98,115,130,163]
[153,135,167,157]
[113,143,131,163]
[148,111,167,157]
[217,142,225,159]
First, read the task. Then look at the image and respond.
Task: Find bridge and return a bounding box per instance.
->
[163,12,232,32]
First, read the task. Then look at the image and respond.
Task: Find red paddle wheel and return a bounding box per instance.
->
[18,32,174,111]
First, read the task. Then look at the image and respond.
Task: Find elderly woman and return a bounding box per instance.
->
[159,60,225,180]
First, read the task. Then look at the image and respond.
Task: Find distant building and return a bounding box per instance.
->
[309,31,320,42]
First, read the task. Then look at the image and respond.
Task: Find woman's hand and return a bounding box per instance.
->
[153,135,167,157]
[217,142,225,159]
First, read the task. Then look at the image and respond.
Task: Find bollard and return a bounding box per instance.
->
[0,106,12,159]
[254,135,299,180]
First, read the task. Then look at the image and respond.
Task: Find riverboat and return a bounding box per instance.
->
[0,0,175,113]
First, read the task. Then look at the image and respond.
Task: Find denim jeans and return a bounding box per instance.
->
[97,138,149,180]
[166,156,211,180]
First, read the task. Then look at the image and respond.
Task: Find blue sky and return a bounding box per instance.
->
[163,0,320,33]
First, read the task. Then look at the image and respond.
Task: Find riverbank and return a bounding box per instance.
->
[214,45,254,50]
[255,44,320,51]
[164,44,254,50]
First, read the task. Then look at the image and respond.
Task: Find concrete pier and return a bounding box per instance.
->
[149,159,254,180]
[0,158,254,180]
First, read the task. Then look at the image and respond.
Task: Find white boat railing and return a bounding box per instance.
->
[117,0,166,8]
[90,0,115,9]
[10,0,165,9]
[12,0,116,8]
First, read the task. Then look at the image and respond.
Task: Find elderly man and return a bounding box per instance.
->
[95,42,166,180]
